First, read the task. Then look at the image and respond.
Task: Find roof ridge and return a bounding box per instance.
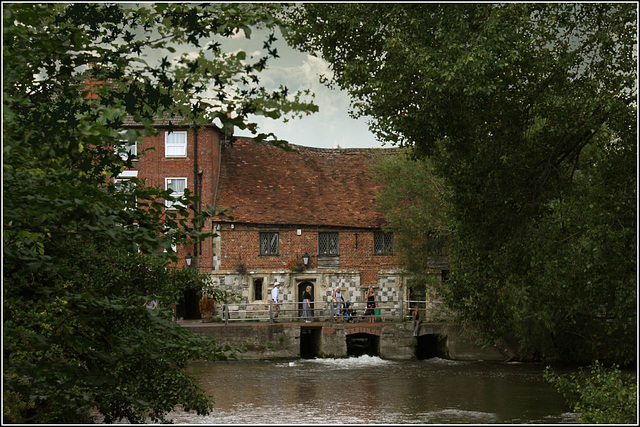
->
[233,136,399,153]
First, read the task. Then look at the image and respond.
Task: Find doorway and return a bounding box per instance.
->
[408,284,426,304]
[297,281,315,320]
[177,288,201,320]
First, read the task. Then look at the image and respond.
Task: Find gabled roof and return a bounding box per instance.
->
[214,138,396,229]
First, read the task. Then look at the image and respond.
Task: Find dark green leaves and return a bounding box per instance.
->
[286,3,637,364]
[3,2,316,423]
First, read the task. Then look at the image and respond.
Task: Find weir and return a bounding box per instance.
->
[416,334,448,360]
[183,321,507,361]
[346,333,380,357]
[300,326,322,359]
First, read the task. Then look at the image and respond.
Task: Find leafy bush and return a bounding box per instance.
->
[544,361,637,424]
[3,3,315,422]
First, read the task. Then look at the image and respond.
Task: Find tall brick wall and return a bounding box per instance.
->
[215,223,400,285]
[131,126,223,272]
[206,223,406,315]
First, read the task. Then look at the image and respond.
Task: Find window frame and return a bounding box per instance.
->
[164,130,187,158]
[252,277,266,302]
[115,139,137,161]
[162,227,179,254]
[374,231,394,255]
[165,177,187,209]
[259,232,279,256]
[318,232,339,256]
[114,170,138,209]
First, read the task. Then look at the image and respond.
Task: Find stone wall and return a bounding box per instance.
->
[207,270,407,320]
[214,224,400,285]
[189,323,301,360]
[184,322,506,361]
[319,326,347,358]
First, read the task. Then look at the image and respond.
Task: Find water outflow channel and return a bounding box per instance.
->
[168,357,579,424]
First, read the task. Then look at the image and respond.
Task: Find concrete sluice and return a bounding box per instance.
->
[346,333,380,357]
[300,327,322,359]
[416,334,448,360]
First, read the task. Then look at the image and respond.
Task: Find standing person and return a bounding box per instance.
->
[271,280,281,322]
[332,287,344,322]
[365,287,377,323]
[145,299,158,310]
[302,285,312,323]
[412,305,421,337]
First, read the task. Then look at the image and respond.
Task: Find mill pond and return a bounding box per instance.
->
[167,356,580,424]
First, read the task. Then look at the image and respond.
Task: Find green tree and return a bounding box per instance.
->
[545,362,638,424]
[285,3,636,363]
[369,150,451,286]
[3,3,315,423]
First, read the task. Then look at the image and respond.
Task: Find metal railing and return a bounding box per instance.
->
[218,299,453,324]
[402,299,454,323]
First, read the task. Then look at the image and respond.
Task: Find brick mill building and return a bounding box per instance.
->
[120,120,445,319]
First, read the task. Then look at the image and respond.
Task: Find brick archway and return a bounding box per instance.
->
[345,326,381,336]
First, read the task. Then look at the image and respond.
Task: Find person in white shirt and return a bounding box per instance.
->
[271,281,281,322]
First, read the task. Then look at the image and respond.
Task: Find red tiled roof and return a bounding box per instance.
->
[215,138,397,228]
[123,113,220,128]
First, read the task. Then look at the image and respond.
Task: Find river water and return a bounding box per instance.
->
[167,356,579,424]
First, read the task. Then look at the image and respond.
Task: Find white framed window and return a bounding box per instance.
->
[116,170,139,179]
[115,139,137,161]
[165,131,187,157]
[162,227,179,254]
[165,177,187,209]
[114,170,138,208]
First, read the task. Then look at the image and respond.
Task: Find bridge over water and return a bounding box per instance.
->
[181,300,509,361]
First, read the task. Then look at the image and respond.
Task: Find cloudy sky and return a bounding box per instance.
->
[215,28,383,149]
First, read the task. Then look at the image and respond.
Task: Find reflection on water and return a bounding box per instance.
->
[167,356,579,424]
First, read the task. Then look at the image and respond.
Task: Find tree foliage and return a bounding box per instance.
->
[369,150,451,279]
[286,3,637,364]
[544,362,638,424]
[3,3,315,423]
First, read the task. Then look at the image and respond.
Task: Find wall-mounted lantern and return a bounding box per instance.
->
[185,252,192,268]
[302,252,310,268]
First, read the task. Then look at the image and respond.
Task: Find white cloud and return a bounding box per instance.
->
[170,51,199,66]
[238,48,382,149]
[141,25,382,149]
[299,54,334,87]
[230,29,249,40]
